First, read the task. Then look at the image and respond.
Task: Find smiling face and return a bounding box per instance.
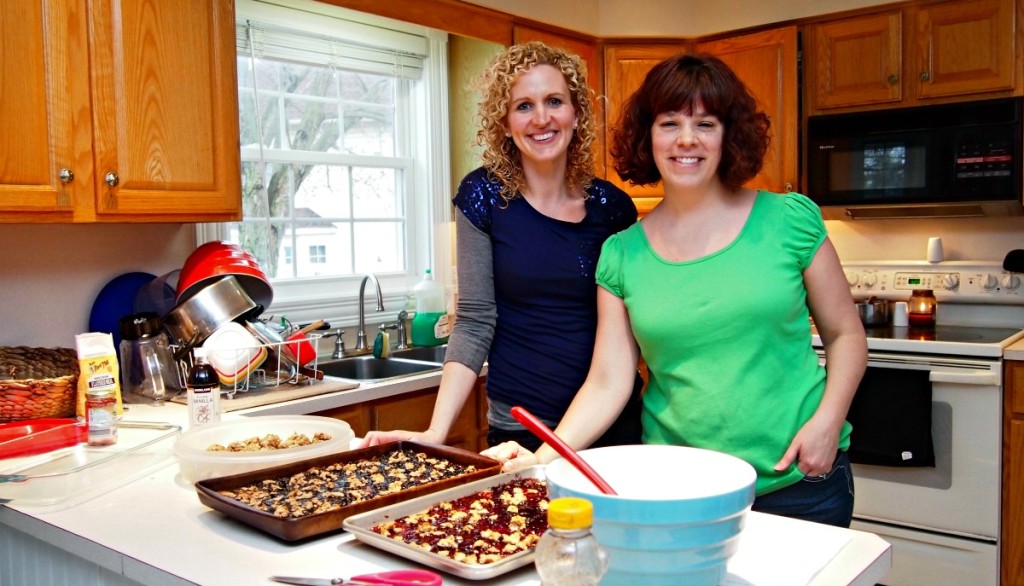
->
[650,100,725,192]
[504,64,577,169]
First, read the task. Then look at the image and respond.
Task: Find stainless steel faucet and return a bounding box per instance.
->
[355,273,385,351]
[378,310,410,352]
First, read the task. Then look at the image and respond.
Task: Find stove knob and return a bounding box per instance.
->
[941,273,960,291]
[1003,273,1022,291]
[861,273,878,288]
[846,271,860,287]
[981,274,999,291]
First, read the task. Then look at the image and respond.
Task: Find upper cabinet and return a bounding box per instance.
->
[0,0,241,223]
[805,0,1018,114]
[697,26,799,194]
[603,44,687,213]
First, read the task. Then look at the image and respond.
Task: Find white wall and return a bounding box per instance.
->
[0,224,195,348]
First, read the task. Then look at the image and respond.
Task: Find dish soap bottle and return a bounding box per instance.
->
[535,497,608,585]
[411,269,449,347]
[186,348,221,428]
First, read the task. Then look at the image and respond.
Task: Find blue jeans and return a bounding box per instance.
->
[752,450,855,528]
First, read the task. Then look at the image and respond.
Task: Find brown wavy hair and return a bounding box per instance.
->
[474,41,596,203]
[611,52,770,191]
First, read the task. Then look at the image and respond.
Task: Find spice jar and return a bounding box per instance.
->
[86,387,118,446]
[908,289,937,327]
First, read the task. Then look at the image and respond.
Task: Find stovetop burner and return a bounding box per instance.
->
[813,324,1024,358]
[862,325,1021,345]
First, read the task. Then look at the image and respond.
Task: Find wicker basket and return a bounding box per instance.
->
[0,346,79,423]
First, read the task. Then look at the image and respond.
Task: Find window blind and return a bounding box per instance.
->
[236,15,427,79]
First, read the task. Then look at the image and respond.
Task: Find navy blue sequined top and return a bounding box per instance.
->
[452,167,638,424]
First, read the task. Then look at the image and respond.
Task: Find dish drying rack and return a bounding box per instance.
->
[176,333,324,399]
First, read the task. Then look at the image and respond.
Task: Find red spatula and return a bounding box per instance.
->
[511,405,617,495]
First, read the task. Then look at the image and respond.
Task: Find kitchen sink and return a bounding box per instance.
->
[319,355,442,382]
[388,344,447,363]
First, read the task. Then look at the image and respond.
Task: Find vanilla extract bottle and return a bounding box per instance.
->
[186,348,221,428]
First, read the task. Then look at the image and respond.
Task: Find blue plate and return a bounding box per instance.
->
[88,272,158,349]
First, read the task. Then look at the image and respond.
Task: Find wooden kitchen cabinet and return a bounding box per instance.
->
[314,378,489,452]
[0,0,241,223]
[805,0,1018,114]
[1003,359,1024,585]
[603,43,687,214]
[697,26,799,194]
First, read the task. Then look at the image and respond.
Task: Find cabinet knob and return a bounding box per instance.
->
[105,172,119,187]
[919,71,930,81]
[59,168,74,184]
[887,74,899,85]
[784,182,794,192]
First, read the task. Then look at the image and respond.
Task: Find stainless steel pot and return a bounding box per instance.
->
[162,275,261,353]
[855,298,890,327]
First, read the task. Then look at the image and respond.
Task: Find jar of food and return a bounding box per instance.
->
[86,387,118,446]
[908,289,937,327]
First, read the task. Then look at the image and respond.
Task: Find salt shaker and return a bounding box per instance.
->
[893,302,910,327]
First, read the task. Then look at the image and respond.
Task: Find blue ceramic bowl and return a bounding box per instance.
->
[544,445,756,586]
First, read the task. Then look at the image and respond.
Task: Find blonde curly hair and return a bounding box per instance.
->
[474,41,596,204]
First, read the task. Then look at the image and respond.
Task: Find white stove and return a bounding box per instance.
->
[815,259,1024,585]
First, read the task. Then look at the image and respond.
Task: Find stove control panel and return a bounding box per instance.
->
[844,261,1024,305]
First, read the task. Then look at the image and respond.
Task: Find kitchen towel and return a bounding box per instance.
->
[846,367,935,467]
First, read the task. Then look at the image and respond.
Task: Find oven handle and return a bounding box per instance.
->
[928,370,998,386]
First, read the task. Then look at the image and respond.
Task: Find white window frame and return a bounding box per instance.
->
[197,0,452,330]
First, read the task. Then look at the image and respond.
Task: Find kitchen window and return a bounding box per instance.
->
[198,0,451,325]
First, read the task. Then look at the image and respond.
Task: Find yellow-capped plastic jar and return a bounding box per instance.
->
[535,497,608,585]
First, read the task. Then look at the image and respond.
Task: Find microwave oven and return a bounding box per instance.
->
[806,98,1023,220]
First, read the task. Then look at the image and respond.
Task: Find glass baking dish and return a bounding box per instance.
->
[0,420,181,510]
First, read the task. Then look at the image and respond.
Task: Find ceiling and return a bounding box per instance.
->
[463,0,894,37]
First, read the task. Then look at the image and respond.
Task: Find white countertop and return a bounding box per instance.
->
[1006,337,1024,361]
[0,379,891,586]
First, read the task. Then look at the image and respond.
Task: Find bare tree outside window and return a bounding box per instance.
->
[234,55,406,281]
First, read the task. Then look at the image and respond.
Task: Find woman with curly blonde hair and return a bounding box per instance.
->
[360,41,643,451]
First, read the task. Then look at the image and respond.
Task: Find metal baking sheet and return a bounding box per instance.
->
[194,441,502,541]
[343,466,547,580]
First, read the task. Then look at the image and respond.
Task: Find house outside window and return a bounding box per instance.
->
[197,0,451,327]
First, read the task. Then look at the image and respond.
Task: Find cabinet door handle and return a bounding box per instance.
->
[59,168,74,184]
[105,172,119,187]
[887,74,899,85]
[919,71,930,82]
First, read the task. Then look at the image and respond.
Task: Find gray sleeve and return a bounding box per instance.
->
[443,210,497,374]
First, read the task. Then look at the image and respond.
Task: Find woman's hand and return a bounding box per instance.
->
[774,415,840,477]
[356,429,445,449]
[480,441,539,472]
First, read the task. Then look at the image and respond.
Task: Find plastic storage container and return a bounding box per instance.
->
[172,415,354,483]
[411,269,449,347]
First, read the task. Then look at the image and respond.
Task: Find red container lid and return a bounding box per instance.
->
[0,418,86,460]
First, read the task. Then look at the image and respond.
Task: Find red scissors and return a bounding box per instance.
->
[270,569,442,586]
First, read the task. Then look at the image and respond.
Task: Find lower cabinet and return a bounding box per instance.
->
[1004,360,1024,586]
[314,377,489,452]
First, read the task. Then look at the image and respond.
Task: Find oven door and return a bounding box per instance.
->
[821,351,1001,539]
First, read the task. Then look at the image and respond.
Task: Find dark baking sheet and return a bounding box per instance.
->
[194,441,501,541]
[343,466,547,580]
